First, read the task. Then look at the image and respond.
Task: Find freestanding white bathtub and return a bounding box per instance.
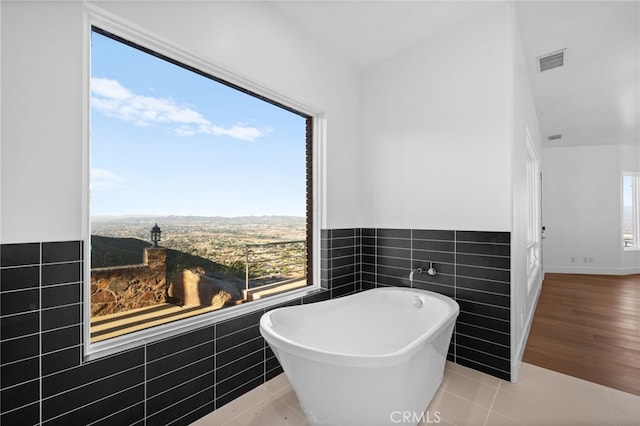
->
[260,287,459,426]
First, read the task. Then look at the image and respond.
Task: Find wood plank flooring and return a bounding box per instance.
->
[523,273,640,396]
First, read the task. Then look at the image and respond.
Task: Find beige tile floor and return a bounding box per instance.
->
[192,362,640,425]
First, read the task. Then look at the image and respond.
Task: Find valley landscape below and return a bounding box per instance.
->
[91,215,307,280]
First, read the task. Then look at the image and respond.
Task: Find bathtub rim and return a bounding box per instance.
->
[260,287,459,368]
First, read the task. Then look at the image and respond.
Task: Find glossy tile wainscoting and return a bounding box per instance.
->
[327,228,511,380]
[0,241,334,425]
[1,228,509,424]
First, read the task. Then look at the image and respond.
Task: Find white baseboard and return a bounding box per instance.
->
[544,265,640,275]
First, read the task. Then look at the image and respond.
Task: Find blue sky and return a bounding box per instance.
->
[622,175,635,207]
[90,30,307,217]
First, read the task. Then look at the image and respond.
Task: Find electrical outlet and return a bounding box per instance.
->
[588,257,593,263]
[583,257,588,263]
[570,257,575,263]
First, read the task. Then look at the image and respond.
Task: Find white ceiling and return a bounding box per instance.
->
[271,0,640,148]
[515,1,639,147]
[272,1,504,69]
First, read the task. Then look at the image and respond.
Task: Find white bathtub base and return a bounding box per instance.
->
[272,322,454,426]
[261,288,459,426]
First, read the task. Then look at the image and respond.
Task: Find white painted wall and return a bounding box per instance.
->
[0,1,361,243]
[510,6,544,381]
[543,144,639,274]
[13,0,633,387]
[360,4,513,231]
[1,1,85,244]
[0,0,3,243]
[361,3,546,382]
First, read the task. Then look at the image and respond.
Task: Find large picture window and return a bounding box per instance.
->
[622,173,639,249]
[89,27,313,344]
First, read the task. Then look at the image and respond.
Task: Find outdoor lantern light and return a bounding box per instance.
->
[151,223,161,247]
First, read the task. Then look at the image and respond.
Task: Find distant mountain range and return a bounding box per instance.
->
[92,215,305,226]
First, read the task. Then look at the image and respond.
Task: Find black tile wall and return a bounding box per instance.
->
[146,326,214,426]
[0,240,331,425]
[321,228,361,298]
[0,230,510,424]
[356,228,511,381]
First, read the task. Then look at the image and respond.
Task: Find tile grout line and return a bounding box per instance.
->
[455,355,511,379]
[274,386,307,420]
[328,230,332,299]
[410,228,413,289]
[241,374,304,424]
[39,242,44,425]
[375,228,378,288]
[40,363,142,403]
[86,400,144,426]
[454,230,457,363]
[483,380,502,426]
[359,228,362,292]
[42,382,142,425]
[604,387,618,426]
[143,343,147,426]
[146,384,213,424]
[166,398,213,426]
[220,380,277,425]
[150,368,214,403]
[213,325,217,412]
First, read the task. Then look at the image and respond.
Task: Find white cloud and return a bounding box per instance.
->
[91,78,133,100]
[91,168,127,190]
[200,124,269,142]
[174,126,197,137]
[91,77,267,142]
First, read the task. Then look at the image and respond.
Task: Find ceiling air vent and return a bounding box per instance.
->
[548,134,562,141]
[537,49,567,72]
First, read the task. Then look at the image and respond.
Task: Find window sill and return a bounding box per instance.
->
[623,247,640,252]
[84,284,322,361]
